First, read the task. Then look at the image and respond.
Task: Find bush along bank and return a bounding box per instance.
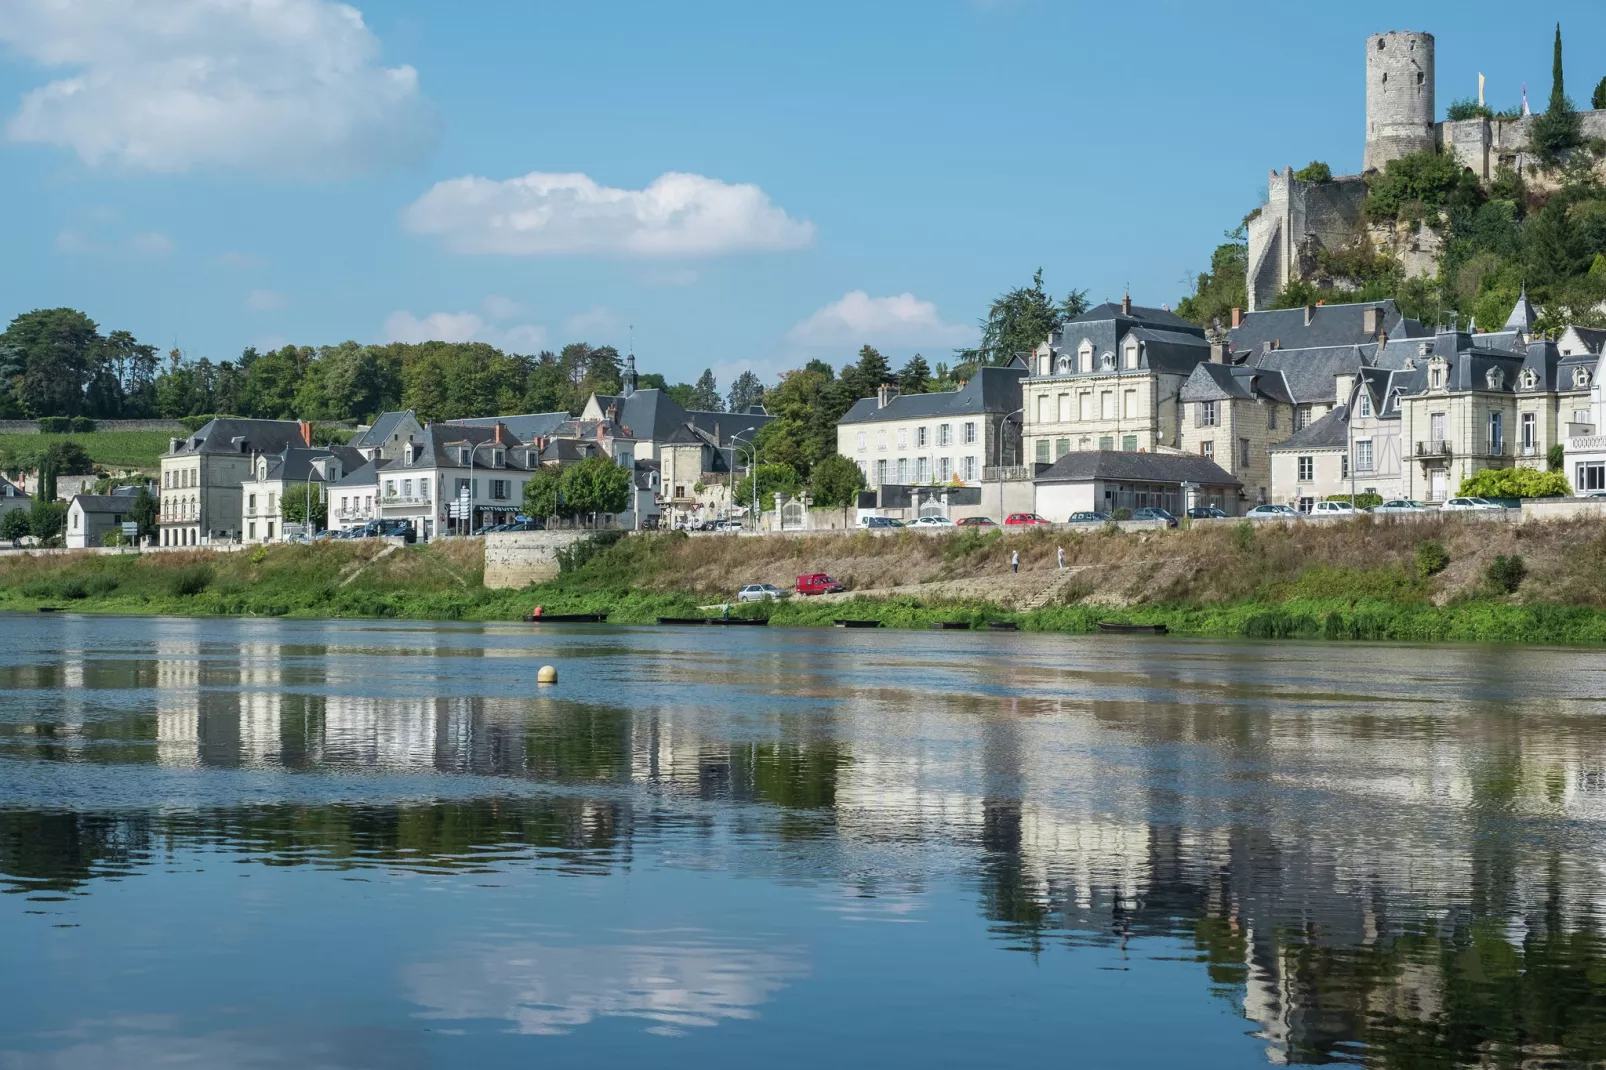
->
[4,525,1606,645]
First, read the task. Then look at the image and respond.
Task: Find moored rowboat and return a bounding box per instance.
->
[1096,621,1168,635]
[524,613,609,623]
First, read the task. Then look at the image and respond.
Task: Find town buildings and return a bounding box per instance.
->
[837,365,1026,489]
[1032,451,1242,518]
[239,445,363,543]
[158,418,312,546]
[65,487,144,549]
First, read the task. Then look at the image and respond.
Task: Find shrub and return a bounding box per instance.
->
[83,574,120,597]
[1446,98,1494,121]
[1416,540,1450,577]
[68,417,96,433]
[36,416,70,434]
[556,530,626,574]
[1458,467,1571,499]
[1548,443,1566,472]
[1364,151,1483,223]
[57,579,87,600]
[168,565,214,597]
[1293,161,1332,183]
[1233,521,1256,555]
[1325,493,1384,509]
[1487,554,1527,593]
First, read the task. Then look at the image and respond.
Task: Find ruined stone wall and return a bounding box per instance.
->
[1364,31,1436,171]
[483,530,594,589]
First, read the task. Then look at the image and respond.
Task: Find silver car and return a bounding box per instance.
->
[737,583,786,603]
[1441,496,1502,512]
[1246,504,1299,519]
[1373,499,1427,514]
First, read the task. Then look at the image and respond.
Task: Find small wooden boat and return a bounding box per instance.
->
[833,619,882,628]
[985,621,1019,631]
[657,616,710,625]
[36,606,64,613]
[1096,621,1168,635]
[930,621,971,630]
[707,617,769,626]
[524,612,609,623]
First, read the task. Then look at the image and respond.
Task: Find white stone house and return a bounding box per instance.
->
[66,488,145,548]
[1563,348,1606,495]
[838,365,1027,489]
[239,445,363,542]
[159,418,311,546]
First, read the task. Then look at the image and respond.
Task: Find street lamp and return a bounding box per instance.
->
[996,406,1023,524]
[462,439,501,536]
[730,428,759,530]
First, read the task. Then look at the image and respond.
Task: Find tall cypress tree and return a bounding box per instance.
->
[1531,23,1580,165]
[1549,23,1566,112]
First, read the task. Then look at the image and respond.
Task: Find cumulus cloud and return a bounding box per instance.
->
[0,0,438,175]
[382,308,547,351]
[403,170,814,257]
[787,291,972,348]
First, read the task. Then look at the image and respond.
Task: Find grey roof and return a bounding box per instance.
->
[1250,344,1372,404]
[1270,405,1350,451]
[1179,362,1294,404]
[1044,303,1210,377]
[587,388,774,446]
[1033,450,1241,487]
[838,366,1026,425]
[69,494,140,515]
[168,418,308,457]
[0,475,28,499]
[349,411,415,450]
[330,458,390,488]
[417,423,541,470]
[1505,284,1538,331]
[447,411,571,441]
[1563,326,1606,354]
[1229,300,1424,357]
[256,445,365,482]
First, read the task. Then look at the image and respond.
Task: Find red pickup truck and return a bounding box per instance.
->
[796,573,845,596]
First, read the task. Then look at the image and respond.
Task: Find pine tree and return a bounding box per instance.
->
[726,370,765,412]
[688,369,723,411]
[897,354,932,394]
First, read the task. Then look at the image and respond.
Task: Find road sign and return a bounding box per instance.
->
[121,521,138,538]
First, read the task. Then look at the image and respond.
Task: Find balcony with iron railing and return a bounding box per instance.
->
[379,494,432,507]
[1414,441,1452,459]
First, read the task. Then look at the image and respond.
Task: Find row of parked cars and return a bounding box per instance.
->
[736,572,846,601]
[1243,497,1507,519]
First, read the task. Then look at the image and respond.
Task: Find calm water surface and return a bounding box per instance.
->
[2,613,1605,1068]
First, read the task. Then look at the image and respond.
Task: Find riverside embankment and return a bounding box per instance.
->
[4,516,1606,642]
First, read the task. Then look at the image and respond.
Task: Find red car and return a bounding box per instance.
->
[1004,512,1051,526]
[796,573,845,596]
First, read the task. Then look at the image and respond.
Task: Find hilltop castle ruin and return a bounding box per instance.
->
[1245,30,1606,312]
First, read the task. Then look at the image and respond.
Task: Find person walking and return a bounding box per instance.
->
[1011,550,1019,574]
[1057,546,1065,570]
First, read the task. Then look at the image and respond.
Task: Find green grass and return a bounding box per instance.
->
[0,431,176,471]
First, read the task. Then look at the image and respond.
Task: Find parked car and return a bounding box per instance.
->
[1004,512,1051,526]
[909,515,955,528]
[1131,506,1179,528]
[860,515,904,529]
[796,573,845,596]
[1067,511,1112,523]
[1373,499,1428,514]
[1441,496,1502,512]
[714,519,744,532]
[1310,501,1360,517]
[363,519,417,542]
[737,583,787,603]
[955,516,997,527]
[1246,504,1298,519]
[1185,506,1227,519]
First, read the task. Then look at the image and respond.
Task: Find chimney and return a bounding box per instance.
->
[493,422,505,445]
[876,382,900,409]
[1303,304,1314,326]
[1362,306,1381,337]
[169,437,181,454]
[1209,342,1228,364]
[1230,307,1242,329]
[299,421,313,447]
[1121,292,1132,316]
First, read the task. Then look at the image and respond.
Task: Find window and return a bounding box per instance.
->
[1124,343,1139,369]
[963,422,976,445]
[1268,407,1278,430]
[915,457,930,482]
[674,485,686,499]
[1200,440,1214,460]
[1297,456,1314,481]
[1055,438,1070,459]
[1035,439,1050,464]
[1341,454,1349,478]
[916,427,929,448]
[1355,439,1373,471]
[71,512,78,530]
[458,447,471,465]
[1576,367,1592,389]
[267,493,276,513]
[896,458,909,482]
[1239,438,1251,469]
[1078,393,1091,420]
[1295,405,1312,430]
[876,430,887,451]
[1036,395,1048,422]
[1431,368,1444,390]
[938,457,952,481]
[897,428,907,449]
[876,459,888,485]
[962,456,977,481]
[1100,392,1113,419]
[1122,435,1137,452]
[938,424,952,446]
[1199,401,1218,427]
[1521,412,1536,454]
[248,522,255,539]
[1100,352,1115,371]
[1099,436,1114,451]
[1123,390,1137,419]
[266,522,275,539]
[856,432,866,452]
[1358,394,1371,418]
[1485,368,1505,391]
[1430,413,1445,444]
[491,480,509,501]
[247,493,256,513]
[1488,411,1503,455]
[1078,340,1093,369]
[401,480,412,499]
[1058,394,1071,421]
[1578,462,1606,493]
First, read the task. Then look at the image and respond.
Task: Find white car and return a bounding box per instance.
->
[908,515,956,528]
[1246,504,1298,519]
[714,519,745,531]
[1310,500,1360,517]
[1440,496,1502,512]
[737,583,786,603]
[1374,499,1427,514]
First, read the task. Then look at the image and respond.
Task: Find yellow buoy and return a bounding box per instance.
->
[537,665,558,684]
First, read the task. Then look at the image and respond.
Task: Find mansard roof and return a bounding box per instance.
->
[252,445,365,482]
[838,366,1026,425]
[1229,299,1426,357]
[1249,344,1372,404]
[349,411,418,450]
[168,418,309,457]
[1270,405,1350,452]
[1179,361,1294,404]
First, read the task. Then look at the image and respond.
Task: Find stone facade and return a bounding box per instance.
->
[1177,394,1289,506]
[1364,31,1436,172]
[482,530,594,589]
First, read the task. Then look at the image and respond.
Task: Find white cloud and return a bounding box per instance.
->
[0,0,437,176]
[787,291,972,348]
[244,288,289,311]
[480,294,523,320]
[382,308,547,351]
[403,170,814,257]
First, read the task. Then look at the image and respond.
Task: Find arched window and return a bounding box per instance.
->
[1099,351,1115,371]
[1485,368,1505,391]
[1519,368,1537,390]
[1055,354,1072,375]
[1575,367,1592,389]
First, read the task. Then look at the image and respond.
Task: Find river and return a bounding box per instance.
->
[1,614,1604,1068]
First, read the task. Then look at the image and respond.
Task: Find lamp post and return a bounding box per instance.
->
[997,406,1023,524]
[463,440,500,536]
[730,428,758,530]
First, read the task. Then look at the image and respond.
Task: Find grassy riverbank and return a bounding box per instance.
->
[3,518,1605,643]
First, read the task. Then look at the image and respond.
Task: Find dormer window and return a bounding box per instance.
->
[1486,368,1505,391]
[1055,354,1072,375]
[1099,351,1115,371]
[1124,342,1139,370]
[492,449,505,468]
[1078,339,1093,369]
[458,447,471,466]
[1358,394,1371,418]
[1519,368,1538,390]
[1576,367,1592,389]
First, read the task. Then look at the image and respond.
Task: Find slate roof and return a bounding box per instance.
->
[447,411,571,441]
[1505,284,1538,332]
[349,411,415,451]
[416,423,541,470]
[585,388,773,446]
[1179,362,1294,404]
[837,366,1026,425]
[1562,326,1606,355]
[255,445,366,482]
[1230,300,1427,358]
[168,418,308,457]
[0,475,28,499]
[1250,344,1372,404]
[1033,450,1241,487]
[69,494,140,515]
[1043,303,1210,378]
[1270,405,1351,451]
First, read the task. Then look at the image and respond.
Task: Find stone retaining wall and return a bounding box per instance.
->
[0,419,188,434]
[482,530,594,589]
[1521,498,1606,523]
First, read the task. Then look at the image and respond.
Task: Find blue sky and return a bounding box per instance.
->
[2,1,1604,389]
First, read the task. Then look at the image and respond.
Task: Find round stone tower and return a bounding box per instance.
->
[1364,31,1435,172]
